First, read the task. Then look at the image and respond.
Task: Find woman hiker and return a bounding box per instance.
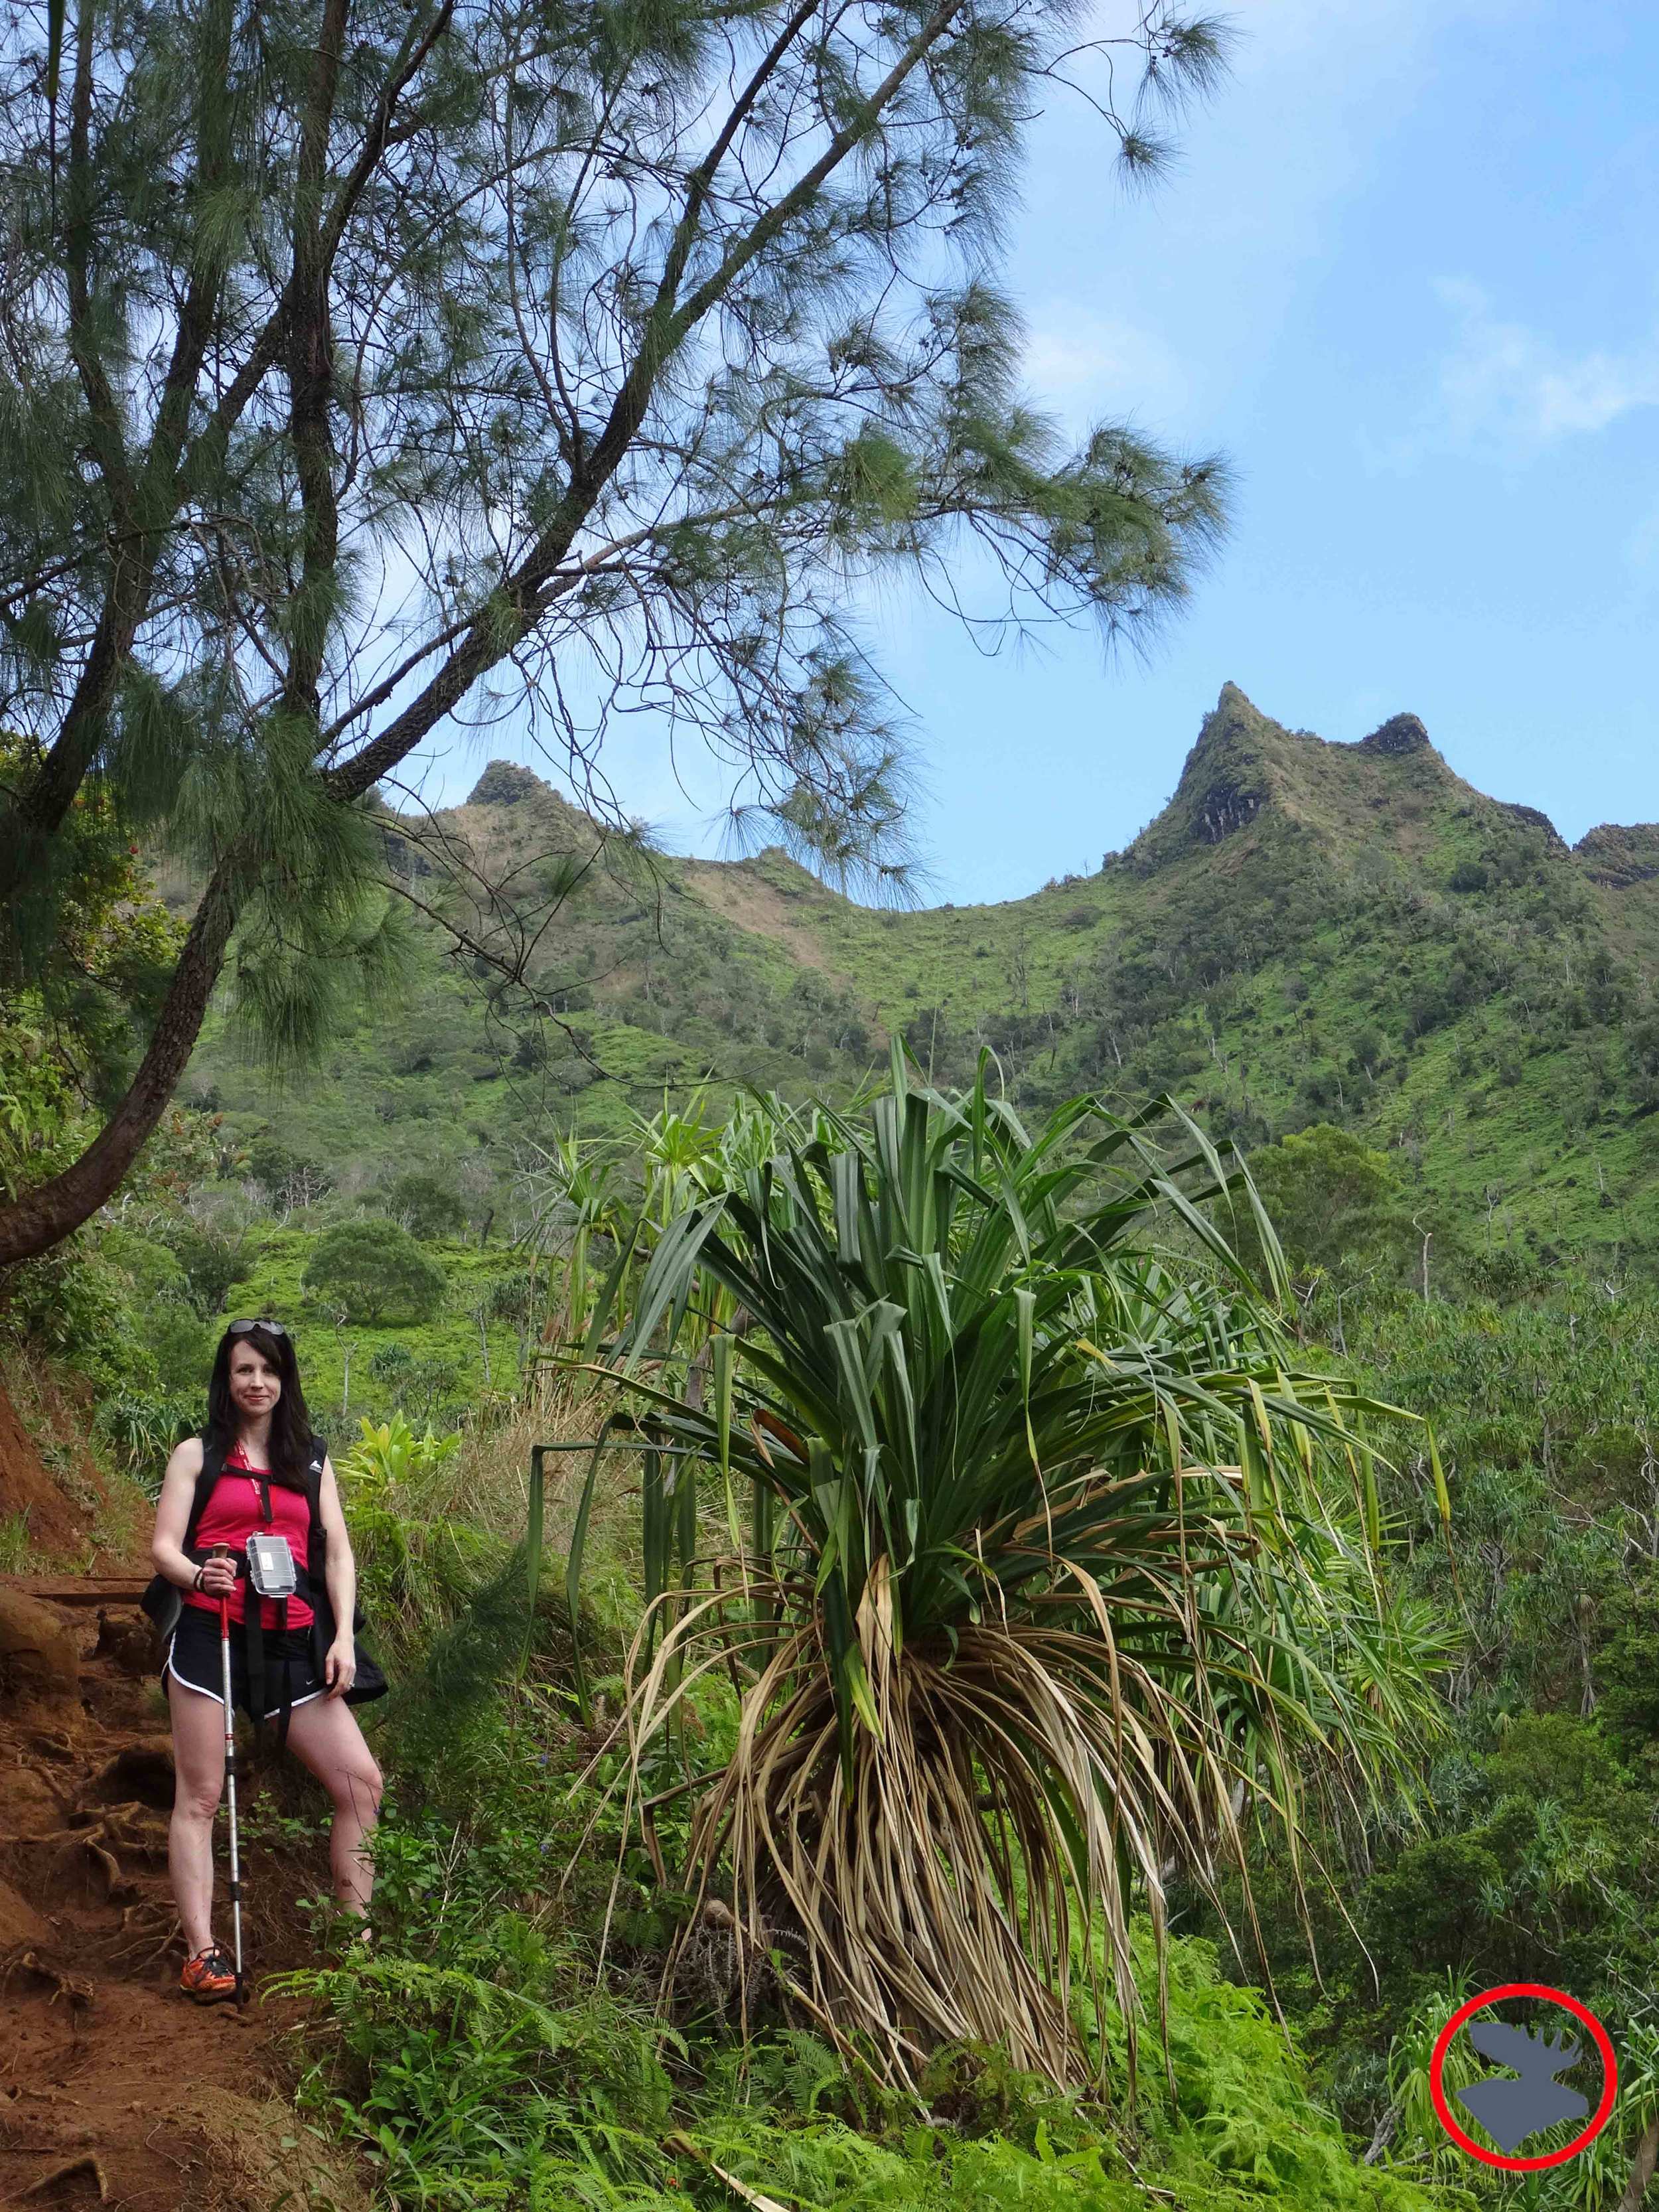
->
[149,1320,384,2002]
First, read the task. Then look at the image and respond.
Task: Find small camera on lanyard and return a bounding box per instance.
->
[245,1532,298,1601]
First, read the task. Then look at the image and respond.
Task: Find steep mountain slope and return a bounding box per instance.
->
[186,686,1659,1264]
[772,684,1659,1252]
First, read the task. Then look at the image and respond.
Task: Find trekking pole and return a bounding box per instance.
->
[208,1544,247,2006]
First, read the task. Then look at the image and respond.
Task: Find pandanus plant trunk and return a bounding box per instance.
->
[652,1605,1169,2081]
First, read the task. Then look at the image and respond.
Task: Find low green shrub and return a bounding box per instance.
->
[336,1414,499,1666]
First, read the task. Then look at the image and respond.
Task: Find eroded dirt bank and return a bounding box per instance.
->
[1,1575,366,2211]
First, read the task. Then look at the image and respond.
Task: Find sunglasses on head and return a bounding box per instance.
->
[228,1318,287,1338]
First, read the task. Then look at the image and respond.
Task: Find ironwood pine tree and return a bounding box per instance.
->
[0,0,1231,1264]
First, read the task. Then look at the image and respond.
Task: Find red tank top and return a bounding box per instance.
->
[182,1443,317,1630]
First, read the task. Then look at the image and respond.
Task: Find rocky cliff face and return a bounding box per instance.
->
[1575,822,1659,888]
[1497,800,1565,849]
[1122,684,1456,874]
[1123,684,1277,873]
[1112,686,1621,891]
[1359,713,1431,755]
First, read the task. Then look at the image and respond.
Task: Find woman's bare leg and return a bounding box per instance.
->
[283,1698,384,1912]
[167,1673,228,1956]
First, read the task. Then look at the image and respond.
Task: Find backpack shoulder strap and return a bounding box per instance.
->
[300,1438,327,1570]
[299,1438,332,1656]
[182,1432,228,1554]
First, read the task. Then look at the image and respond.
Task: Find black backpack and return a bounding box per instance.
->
[143,1432,387,1722]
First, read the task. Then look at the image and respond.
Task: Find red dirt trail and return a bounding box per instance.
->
[0,1576,366,2212]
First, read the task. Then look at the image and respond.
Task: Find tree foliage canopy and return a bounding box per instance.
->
[0,0,1232,1262]
[382,1169,469,1243]
[1246,1124,1406,1283]
[303,1217,448,1323]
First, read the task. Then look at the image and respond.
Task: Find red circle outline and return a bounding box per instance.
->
[1428,1982,1617,2172]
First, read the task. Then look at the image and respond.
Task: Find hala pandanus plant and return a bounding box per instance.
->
[568,1051,1451,2088]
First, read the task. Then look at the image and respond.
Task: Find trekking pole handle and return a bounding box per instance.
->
[206,1543,236,1630]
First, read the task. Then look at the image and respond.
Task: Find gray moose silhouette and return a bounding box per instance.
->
[1455,2016,1591,2154]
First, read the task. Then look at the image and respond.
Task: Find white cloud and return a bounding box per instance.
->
[1023,310,1187,435]
[1430,277,1659,453]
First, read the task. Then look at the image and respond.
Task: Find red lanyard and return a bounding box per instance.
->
[236,1459,273,1525]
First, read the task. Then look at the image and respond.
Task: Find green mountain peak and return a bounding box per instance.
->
[1123,684,1455,875]
[1357,711,1433,755]
[190,686,1659,1268]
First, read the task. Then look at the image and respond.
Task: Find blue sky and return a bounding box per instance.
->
[432,0,1659,905]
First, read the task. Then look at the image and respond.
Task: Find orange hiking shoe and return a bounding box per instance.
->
[180,1944,238,2004]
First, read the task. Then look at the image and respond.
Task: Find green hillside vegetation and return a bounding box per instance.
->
[181,687,1659,1287]
[14,686,1659,2206]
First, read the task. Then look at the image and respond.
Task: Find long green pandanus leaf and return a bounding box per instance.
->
[1238,1414,1269,1536]
[620,1200,726,1369]
[583,1217,642,1359]
[713,1331,741,1553]
[1360,1442,1382,1552]
[830,1147,863,1264]
[567,1219,589,1346]
[1015,1285,1039,1475]
[676,1428,699,1591]
[821,1560,879,1770]
[642,1428,666,1619]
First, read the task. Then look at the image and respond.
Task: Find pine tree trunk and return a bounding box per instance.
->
[0,862,238,1268]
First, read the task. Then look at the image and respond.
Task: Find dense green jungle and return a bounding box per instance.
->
[6,682,1659,2209]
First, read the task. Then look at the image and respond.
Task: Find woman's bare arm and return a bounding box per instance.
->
[317,1457,358,1693]
[150,1437,233,1593]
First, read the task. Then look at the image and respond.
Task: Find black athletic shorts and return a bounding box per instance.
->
[163,1606,328,1722]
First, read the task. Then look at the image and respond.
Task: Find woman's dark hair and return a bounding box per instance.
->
[206,1323,315,1485]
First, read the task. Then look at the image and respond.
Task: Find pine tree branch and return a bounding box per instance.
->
[143,0,236,497]
[172,0,455,502]
[322,0,971,805]
[10,0,238,867]
[63,0,134,516]
[672,0,970,344]
[655,0,823,313]
[3,0,455,873]
[317,0,458,273]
